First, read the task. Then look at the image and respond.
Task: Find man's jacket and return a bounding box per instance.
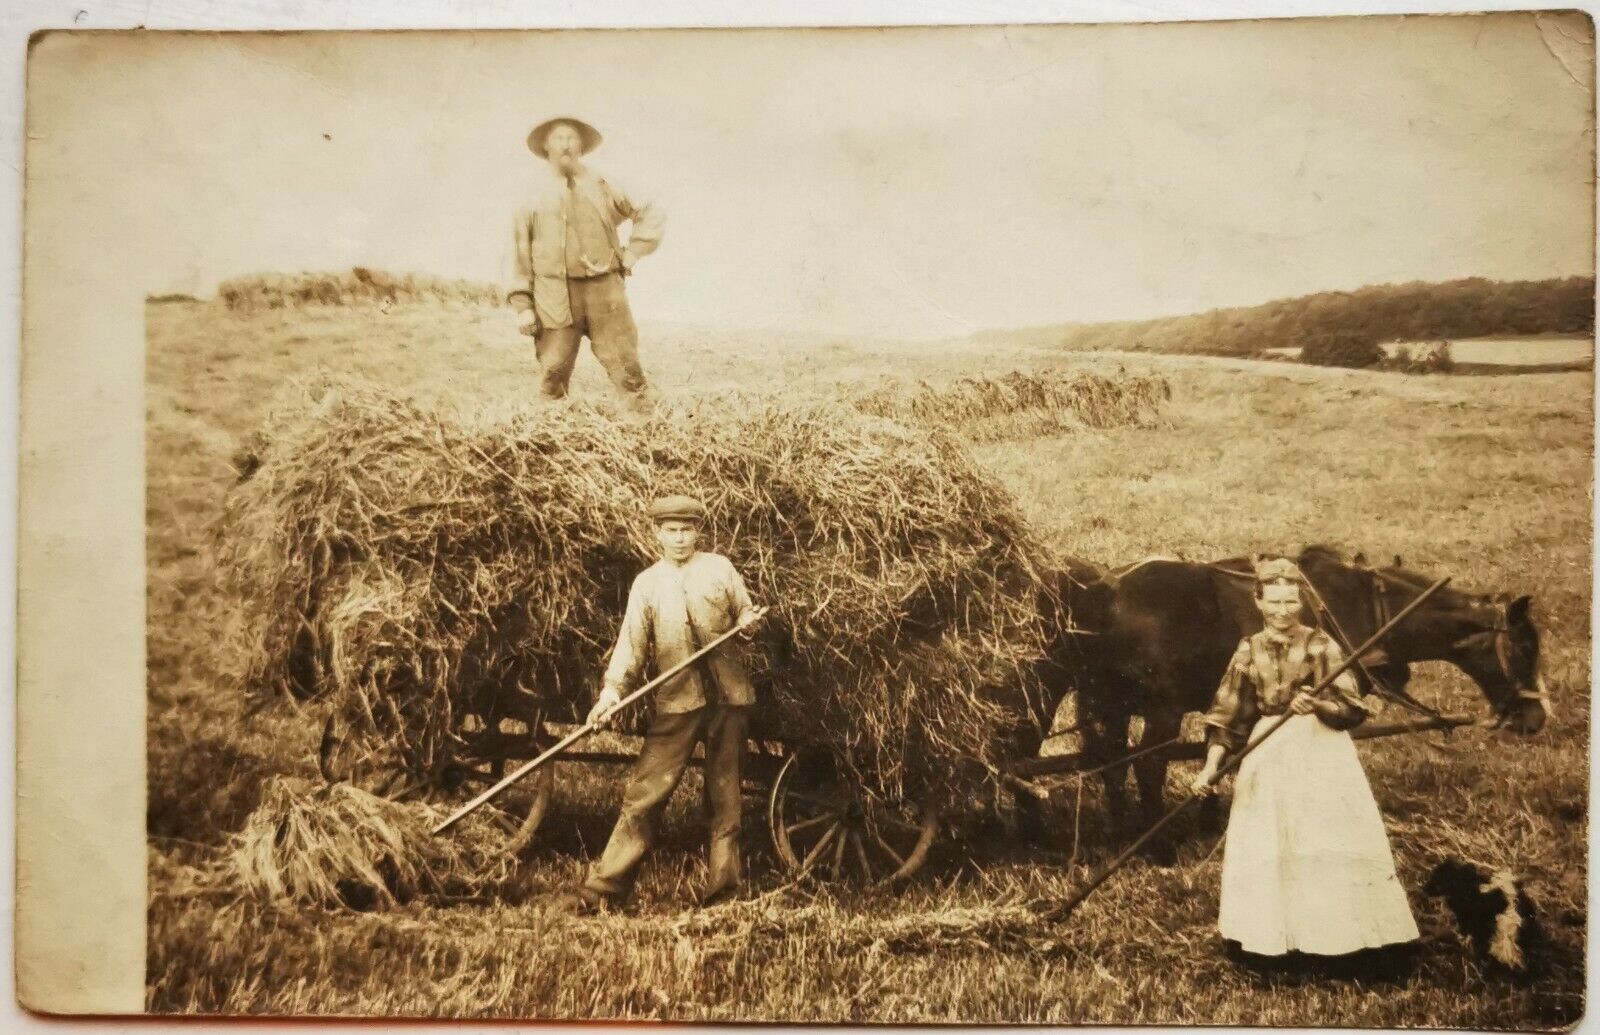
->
[506,166,664,328]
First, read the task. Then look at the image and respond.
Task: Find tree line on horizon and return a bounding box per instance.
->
[1032,276,1595,357]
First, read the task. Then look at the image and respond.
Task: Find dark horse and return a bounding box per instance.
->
[1047,545,1548,859]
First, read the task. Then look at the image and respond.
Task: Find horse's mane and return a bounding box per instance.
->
[1225,545,1474,609]
[1298,544,1478,610]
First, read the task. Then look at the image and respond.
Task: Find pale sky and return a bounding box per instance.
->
[30,14,1597,338]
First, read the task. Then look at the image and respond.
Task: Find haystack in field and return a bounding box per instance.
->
[228,777,515,909]
[850,369,1170,441]
[216,269,500,311]
[223,378,1062,803]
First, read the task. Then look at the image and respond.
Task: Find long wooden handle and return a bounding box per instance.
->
[1046,576,1450,922]
[431,607,766,835]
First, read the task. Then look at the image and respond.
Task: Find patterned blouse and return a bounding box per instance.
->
[1203,624,1372,751]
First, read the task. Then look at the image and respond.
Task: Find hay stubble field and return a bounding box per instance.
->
[147,299,1591,1025]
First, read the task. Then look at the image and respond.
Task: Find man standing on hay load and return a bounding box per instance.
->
[507,116,663,412]
[549,494,763,914]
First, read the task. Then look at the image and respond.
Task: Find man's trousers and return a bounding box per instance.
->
[533,272,651,408]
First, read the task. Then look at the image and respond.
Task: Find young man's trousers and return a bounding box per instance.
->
[581,703,747,900]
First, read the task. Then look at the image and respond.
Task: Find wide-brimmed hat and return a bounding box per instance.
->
[526,117,602,157]
[648,495,706,524]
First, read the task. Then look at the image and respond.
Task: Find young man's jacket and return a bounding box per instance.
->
[602,551,758,713]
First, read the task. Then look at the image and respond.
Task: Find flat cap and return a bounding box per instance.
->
[648,494,706,523]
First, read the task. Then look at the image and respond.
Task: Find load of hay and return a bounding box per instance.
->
[223,378,1062,806]
[228,777,516,909]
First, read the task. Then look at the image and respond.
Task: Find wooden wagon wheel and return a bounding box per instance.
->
[768,746,938,884]
[317,713,411,797]
[448,716,558,856]
[501,761,554,856]
[430,755,556,853]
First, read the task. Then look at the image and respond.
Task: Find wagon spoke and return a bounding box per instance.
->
[799,822,841,874]
[485,810,520,835]
[784,811,836,836]
[829,823,848,880]
[769,747,938,885]
[872,831,907,868]
[850,830,873,880]
[504,764,553,855]
[873,812,926,834]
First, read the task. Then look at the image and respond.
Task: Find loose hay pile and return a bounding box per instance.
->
[849,369,1170,442]
[223,378,1063,805]
[229,777,516,909]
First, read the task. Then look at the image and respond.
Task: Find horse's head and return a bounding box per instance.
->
[1450,590,1547,735]
[1033,556,1115,720]
[1363,553,1547,735]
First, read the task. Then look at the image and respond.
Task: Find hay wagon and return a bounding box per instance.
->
[240,383,1145,890]
[435,706,1471,887]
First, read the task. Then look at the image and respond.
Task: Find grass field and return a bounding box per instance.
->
[146,299,1592,1025]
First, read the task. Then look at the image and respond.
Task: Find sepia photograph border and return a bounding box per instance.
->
[12,0,1600,1027]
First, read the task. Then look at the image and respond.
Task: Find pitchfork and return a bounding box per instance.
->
[1041,576,1450,922]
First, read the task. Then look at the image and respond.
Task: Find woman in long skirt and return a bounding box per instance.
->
[1191,557,1419,961]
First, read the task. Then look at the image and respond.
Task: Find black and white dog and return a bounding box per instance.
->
[1423,858,1541,974]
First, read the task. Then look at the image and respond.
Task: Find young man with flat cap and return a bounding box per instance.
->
[551,494,764,913]
[506,117,664,410]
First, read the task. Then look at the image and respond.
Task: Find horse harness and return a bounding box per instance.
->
[1101,556,1546,726]
[1365,565,1549,723]
[1209,562,1449,725]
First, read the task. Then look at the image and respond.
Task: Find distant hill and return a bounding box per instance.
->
[971,276,1595,357]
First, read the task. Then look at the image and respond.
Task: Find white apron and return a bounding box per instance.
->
[1218,713,1420,956]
